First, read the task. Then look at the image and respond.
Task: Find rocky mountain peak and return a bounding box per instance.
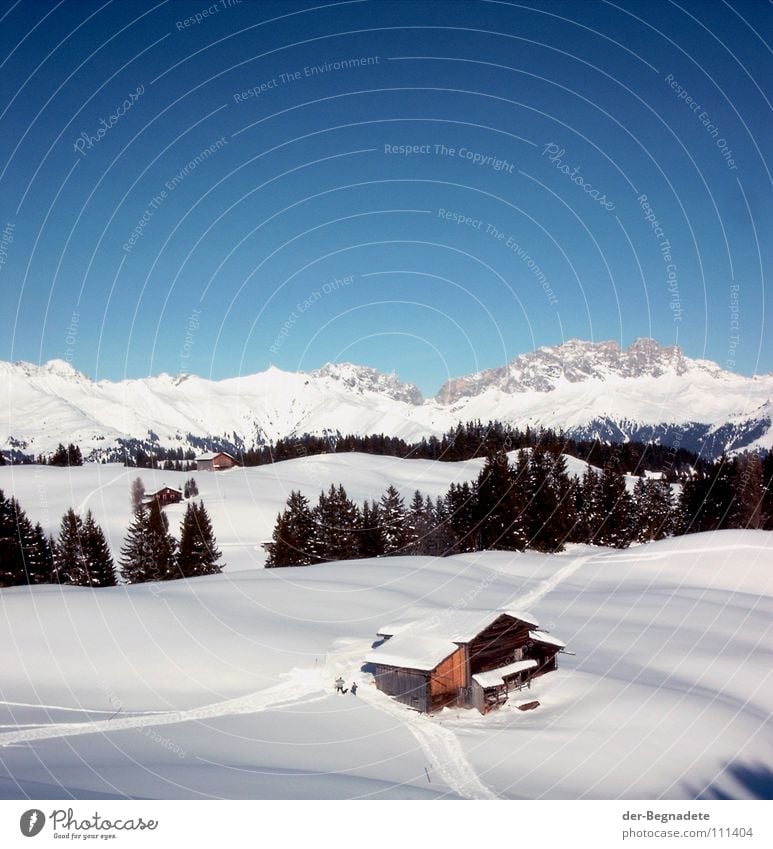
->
[312,362,424,405]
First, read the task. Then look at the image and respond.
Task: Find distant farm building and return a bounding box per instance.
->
[366,610,566,714]
[142,485,184,508]
[195,451,239,471]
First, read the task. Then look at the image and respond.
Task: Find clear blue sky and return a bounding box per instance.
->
[0,0,770,395]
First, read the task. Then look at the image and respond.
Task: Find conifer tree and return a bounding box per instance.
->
[53,509,88,585]
[177,501,223,577]
[312,484,361,561]
[445,481,479,553]
[406,490,429,554]
[81,511,117,586]
[265,490,316,567]
[595,466,634,547]
[475,452,525,551]
[731,453,764,529]
[358,500,385,558]
[0,491,34,586]
[524,447,568,552]
[573,465,602,543]
[26,522,55,584]
[378,485,409,555]
[120,501,176,583]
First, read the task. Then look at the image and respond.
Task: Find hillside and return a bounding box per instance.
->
[0,531,770,799]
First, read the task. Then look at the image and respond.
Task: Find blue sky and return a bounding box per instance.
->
[0,0,770,395]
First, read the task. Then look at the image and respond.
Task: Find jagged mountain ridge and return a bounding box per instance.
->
[1,339,771,459]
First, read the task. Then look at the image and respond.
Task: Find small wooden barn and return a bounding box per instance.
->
[366,609,566,714]
[195,451,239,471]
[142,485,184,507]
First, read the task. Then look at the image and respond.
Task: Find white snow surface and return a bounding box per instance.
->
[0,456,772,800]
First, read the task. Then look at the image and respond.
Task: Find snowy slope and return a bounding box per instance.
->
[0,530,771,800]
[0,451,662,574]
[2,339,772,458]
[0,454,492,570]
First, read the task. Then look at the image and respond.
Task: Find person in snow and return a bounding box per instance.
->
[335,677,347,693]
[350,682,358,696]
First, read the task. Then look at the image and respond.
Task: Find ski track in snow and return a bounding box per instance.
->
[0,556,593,798]
[513,553,592,610]
[76,468,130,515]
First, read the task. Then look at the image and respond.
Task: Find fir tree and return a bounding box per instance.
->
[406,490,429,554]
[66,444,83,466]
[26,522,55,584]
[358,500,385,558]
[632,477,674,542]
[0,492,36,586]
[731,453,764,529]
[594,466,634,547]
[445,481,479,553]
[80,511,117,586]
[120,501,176,583]
[573,465,602,543]
[378,485,409,554]
[177,501,223,577]
[475,452,525,551]
[312,484,361,561]
[50,444,69,466]
[265,490,316,567]
[53,509,88,585]
[524,447,570,552]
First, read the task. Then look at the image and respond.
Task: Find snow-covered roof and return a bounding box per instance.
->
[366,636,457,672]
[145,486,183,496]
[473,660,538,689]
[369,608,541,672]
[196,451,235,461]
[529,630,566,649]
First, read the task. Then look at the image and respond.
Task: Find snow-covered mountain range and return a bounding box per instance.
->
[2,339,771,459]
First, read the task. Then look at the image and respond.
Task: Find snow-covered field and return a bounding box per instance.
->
[0,458,771,800]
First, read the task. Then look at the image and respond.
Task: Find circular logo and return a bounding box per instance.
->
[19,810,46,837]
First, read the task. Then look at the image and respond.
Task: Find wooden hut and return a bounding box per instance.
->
[142,485,184,507]
[195,451,239,471]
[366,609,566,714]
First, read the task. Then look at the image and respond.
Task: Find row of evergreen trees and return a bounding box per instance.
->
[266,449,772,566]
[34,443,84,466]
[240,420,709,479]
[0,490,223,588]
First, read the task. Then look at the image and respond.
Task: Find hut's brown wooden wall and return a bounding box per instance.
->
[429,648,466,697]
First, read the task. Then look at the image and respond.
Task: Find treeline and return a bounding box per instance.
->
[0,420,721,475]
[266,449,773,566]
[0,489,223,588]
[239,421,707,480]
[34,443,84,466]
